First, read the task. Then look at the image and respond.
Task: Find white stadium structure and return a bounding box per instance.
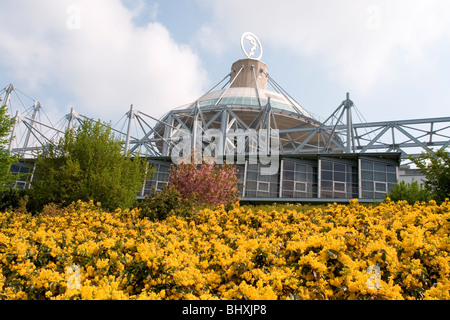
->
[2,33,449,202]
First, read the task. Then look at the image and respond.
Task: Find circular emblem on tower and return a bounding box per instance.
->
[240,32,263,61]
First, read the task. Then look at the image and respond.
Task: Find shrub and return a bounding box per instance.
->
[0,188,27,212]
[0,102,19,192]
[410,148,450,203]
[385,180,433,204]
[29,119,150,212]
[40,203,65,217]
[168,158,240,207]
[1,200,450,300]
[136,185,193,221]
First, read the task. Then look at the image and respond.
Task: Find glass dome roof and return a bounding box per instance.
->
[176,87,314,119]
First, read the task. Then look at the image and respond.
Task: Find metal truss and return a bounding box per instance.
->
[352,117,450,157]
[278,94,450,158]
[2,82,450,163]
[1,84,129,158]
[2,84,67,158]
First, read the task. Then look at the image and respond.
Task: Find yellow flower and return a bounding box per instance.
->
[96,259,110,270]
[1,199,449,300]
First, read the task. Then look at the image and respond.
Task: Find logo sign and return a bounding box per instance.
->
[66,265,81,289]
[170,127,279,176]
[240,32,263,60]
[366,265,381,290]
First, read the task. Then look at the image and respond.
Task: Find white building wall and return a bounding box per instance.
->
[398,166,426,185]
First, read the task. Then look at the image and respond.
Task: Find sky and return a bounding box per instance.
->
[1,0,450,128]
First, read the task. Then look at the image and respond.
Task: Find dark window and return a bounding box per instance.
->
[283,181,294,190]
[334,171,346,181]
[363,191,374,198]
[387,173,397,183]
[284,161,294,170]
[247,171,258,180]
[387,166,397,173]
[334,182,346,192]
[321,180,333,190]
[375,182,387,192]
[284,170,294,180]
[362,181,374,191]
[362,170,373,180]
[321,170,333,180]
[374,163,386,171]
[361,160,373,170]
[334,163,346,172]
[374,171,386,181]
[295,182,307,192]
[295,172,307,181]
[258,181,269,192]
[321,160,332,170]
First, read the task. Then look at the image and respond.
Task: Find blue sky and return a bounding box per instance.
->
[1,0,450,127]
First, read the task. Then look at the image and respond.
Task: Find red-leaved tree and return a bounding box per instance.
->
[168,157,240,207]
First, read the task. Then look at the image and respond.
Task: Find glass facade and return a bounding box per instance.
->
[281,159,317,198]
[10,154,399,201]
[320,159,358,199]
[141,161,247,197]
[142,160,171,195]
[244,162,280,198]
[140,155,400,200]
[360,158,397,199]
[10,162,33,189]
[235,164,246,196]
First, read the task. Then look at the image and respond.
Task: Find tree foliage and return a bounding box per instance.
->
[385,180,433,204]
[0,100,17,191]
[136,185,194,221]
[29,119,151,211]
[410,148,450,203]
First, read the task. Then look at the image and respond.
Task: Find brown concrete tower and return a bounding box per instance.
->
[230,59,268,90]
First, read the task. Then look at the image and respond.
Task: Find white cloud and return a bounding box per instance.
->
[195,25,227,56]
[122,0,160,23]
[201,0,450,96]
[2,0,449,126]
[0,0,207,122]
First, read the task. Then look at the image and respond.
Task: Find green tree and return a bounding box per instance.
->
[410,148,450,203]
[0,100,17,191]
[29,119,151,212]
[385,180,433,204]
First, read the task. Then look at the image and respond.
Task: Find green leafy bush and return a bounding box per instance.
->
[385,180,433,204]
[136,185,194,221]
[0,188,28,212]
[0,102,19,191]
[28,119,150,212]
[410,148,450,203]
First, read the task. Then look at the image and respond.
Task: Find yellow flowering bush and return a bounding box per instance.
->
[0,198,449,300]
